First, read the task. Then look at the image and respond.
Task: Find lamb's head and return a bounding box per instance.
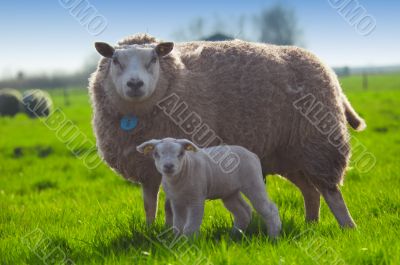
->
[94,41,174,102]
[137,138,198,177]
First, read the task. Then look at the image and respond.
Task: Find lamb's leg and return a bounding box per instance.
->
[318,185,356,228]
[142,181,160,225]
[242,186,281,238]
[183,202,205,236]
[222,192,252,231]
[164,198,173,227]
[287,173,321,222]
[171,202,187,234]
[238,194,253,220]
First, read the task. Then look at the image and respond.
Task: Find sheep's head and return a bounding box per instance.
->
[95,41,174,102]
[137,138,198,177]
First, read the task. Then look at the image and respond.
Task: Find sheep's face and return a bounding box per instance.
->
[137,138,198,177]
[95,42,174,102]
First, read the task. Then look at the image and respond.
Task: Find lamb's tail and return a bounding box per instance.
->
[342,94,366,131]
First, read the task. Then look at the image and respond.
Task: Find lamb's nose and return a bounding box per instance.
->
[127,79,144,90]
[163,164,174,171]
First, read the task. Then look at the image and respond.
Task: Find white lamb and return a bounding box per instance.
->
[137,138,282,237]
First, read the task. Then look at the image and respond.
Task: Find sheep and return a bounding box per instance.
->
[0,88,23,117]
[89,33,366,228]
[22,89,53,118]
[136,138,282,237]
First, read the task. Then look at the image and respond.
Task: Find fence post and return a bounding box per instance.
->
[63,87,70,106]
[362,72,368,90]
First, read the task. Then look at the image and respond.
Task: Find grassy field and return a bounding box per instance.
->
[1,73,399,264]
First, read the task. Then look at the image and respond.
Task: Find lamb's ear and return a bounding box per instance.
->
[95,42,115,58]
[136,140,159,155]
[178,139,198,152]
[155,42,174,57]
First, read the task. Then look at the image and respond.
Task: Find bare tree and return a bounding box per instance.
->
[172,15,243,41]
[257,4,302,45]
[189,17,204,39]
[171,5,303,45]
[172,17,205,41]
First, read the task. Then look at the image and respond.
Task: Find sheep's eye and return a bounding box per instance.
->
[178,151,184,158]
[147,56,157,69]
[154,152,160,158]
[112,57,123,68]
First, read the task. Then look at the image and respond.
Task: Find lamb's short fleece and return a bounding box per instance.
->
[137,138,281,237]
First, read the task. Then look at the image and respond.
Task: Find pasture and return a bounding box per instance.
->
[1,73,399,264]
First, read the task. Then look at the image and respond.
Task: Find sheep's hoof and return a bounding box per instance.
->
[340,221,357,229]
[182,231,200,240]
[230,227,247,240]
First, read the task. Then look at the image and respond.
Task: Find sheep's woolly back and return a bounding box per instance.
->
[0,88,22,116]
[89,33,363,188]
[117,34,156,46]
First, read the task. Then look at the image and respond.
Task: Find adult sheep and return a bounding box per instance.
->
[0,88,23,116]
[89,34,365,228]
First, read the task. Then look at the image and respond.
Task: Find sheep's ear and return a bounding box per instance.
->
[95,42,115,58]
[155,42,174,57]
[136,140,159,155]
[178,139,198,152]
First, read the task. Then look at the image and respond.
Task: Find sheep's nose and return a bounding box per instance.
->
[163,164,174,171]
[127,79,144,90]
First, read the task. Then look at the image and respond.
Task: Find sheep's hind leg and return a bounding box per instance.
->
[241,187,281,238]
[318,185,356,228]
[222,192,252,231]
[287,172,321,222]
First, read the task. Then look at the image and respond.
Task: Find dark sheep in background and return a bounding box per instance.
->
[0,88,23,117]
[22,89,53,118]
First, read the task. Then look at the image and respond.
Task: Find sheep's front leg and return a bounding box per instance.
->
[142,181,160,225]
[183,202,205,236]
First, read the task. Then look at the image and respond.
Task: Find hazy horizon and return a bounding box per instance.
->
[1,0,399,78]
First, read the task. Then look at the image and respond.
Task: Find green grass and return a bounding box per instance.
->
[1,73,400,264]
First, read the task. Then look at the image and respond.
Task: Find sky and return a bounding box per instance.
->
[0,0,399,78]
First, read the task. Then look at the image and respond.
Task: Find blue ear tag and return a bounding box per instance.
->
[120,115,138,131]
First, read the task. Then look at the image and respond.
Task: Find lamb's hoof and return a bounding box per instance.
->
[182,230,200,240]
[267,217,282,239]
[230,227,247,240]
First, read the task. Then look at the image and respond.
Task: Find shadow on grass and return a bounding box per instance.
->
[25,235,74,265]
[81,214,308,263]
[33,180,58,192]
[25,214,322,264]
